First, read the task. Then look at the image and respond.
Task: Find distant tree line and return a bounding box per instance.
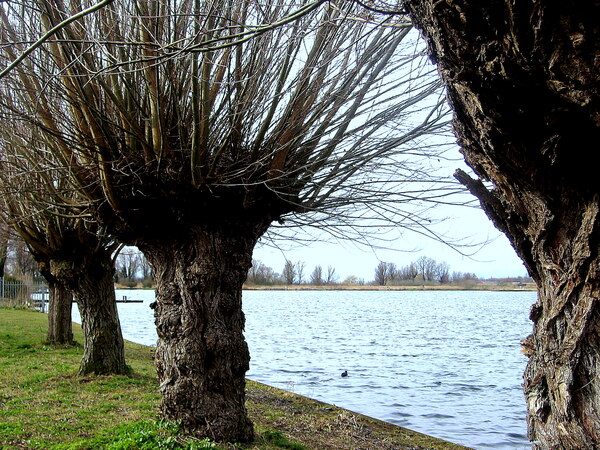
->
[246,259,343,286]
[373,256,478,286]
[244,256,528,287]
[0,231,528,290]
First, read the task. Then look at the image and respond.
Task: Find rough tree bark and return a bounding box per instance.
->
[404,1,600,447]
[38,260,74,346]
[50,248,127,375]
[46,281,73,345]
[137,219,268,442]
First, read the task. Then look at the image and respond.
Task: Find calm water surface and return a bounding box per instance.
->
[74,289,535,449]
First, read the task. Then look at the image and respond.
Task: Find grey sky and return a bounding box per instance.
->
[254,202,527,282]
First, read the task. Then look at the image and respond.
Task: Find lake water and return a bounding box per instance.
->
[73,289,535,449]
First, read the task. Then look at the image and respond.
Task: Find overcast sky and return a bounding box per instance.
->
[254,204,527,282]
[253,147,528,283]
[249,32,529,284]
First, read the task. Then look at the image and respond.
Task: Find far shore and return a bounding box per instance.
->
[116,283,538,292]
[242,283,537,291]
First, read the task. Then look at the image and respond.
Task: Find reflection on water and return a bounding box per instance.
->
[73,289,534,449]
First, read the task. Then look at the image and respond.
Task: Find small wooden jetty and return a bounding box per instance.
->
[117,295,143,303]
[33,294,143,306]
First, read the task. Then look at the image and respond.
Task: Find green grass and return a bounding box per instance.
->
[50,420,219,450]
[260,431,304,449]
[0,307,467,449]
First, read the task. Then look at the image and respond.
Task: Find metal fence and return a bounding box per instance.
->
[0,277,48,311]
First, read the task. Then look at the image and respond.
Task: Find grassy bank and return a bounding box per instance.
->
[0,308,467,449]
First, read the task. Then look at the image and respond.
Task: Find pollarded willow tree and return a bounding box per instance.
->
[0,0,459,441]
[404,1,600,448]
[0,147,127,373]
[0,171,73,346]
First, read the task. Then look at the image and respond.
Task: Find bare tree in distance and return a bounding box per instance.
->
[282,260,297,285]
[0,225,42,280]
[397,261,418,280]
[6,235,38,280]
[138,253,153,283]
[310,265,324,286]
[374,261,387,285]
[435,261,450,283]
[325,265,338,285]
[0,0,463,441]
[116,248,141,285]
[374,257,457,285]
[405,1,600,447]
[295,261,306,285]
[415,255,436,281]
[374,261,397,285]
[247,259,280,285]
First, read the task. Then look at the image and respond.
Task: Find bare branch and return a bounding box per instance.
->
[0,0,115,79]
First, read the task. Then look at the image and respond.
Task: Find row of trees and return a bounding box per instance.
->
[0,1,455,442]
[246,257,481,286]
[373,257,477,285]
[247,259,340,286]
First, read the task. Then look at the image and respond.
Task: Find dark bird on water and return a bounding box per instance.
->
[341,370,348,377]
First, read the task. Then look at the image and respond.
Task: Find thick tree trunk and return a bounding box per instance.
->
[38,261,74,345]
[404,1,600,448]
[139,223,265,442]
[46,280,73,345]
[75,264,127,376]
[51,250,127,375]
